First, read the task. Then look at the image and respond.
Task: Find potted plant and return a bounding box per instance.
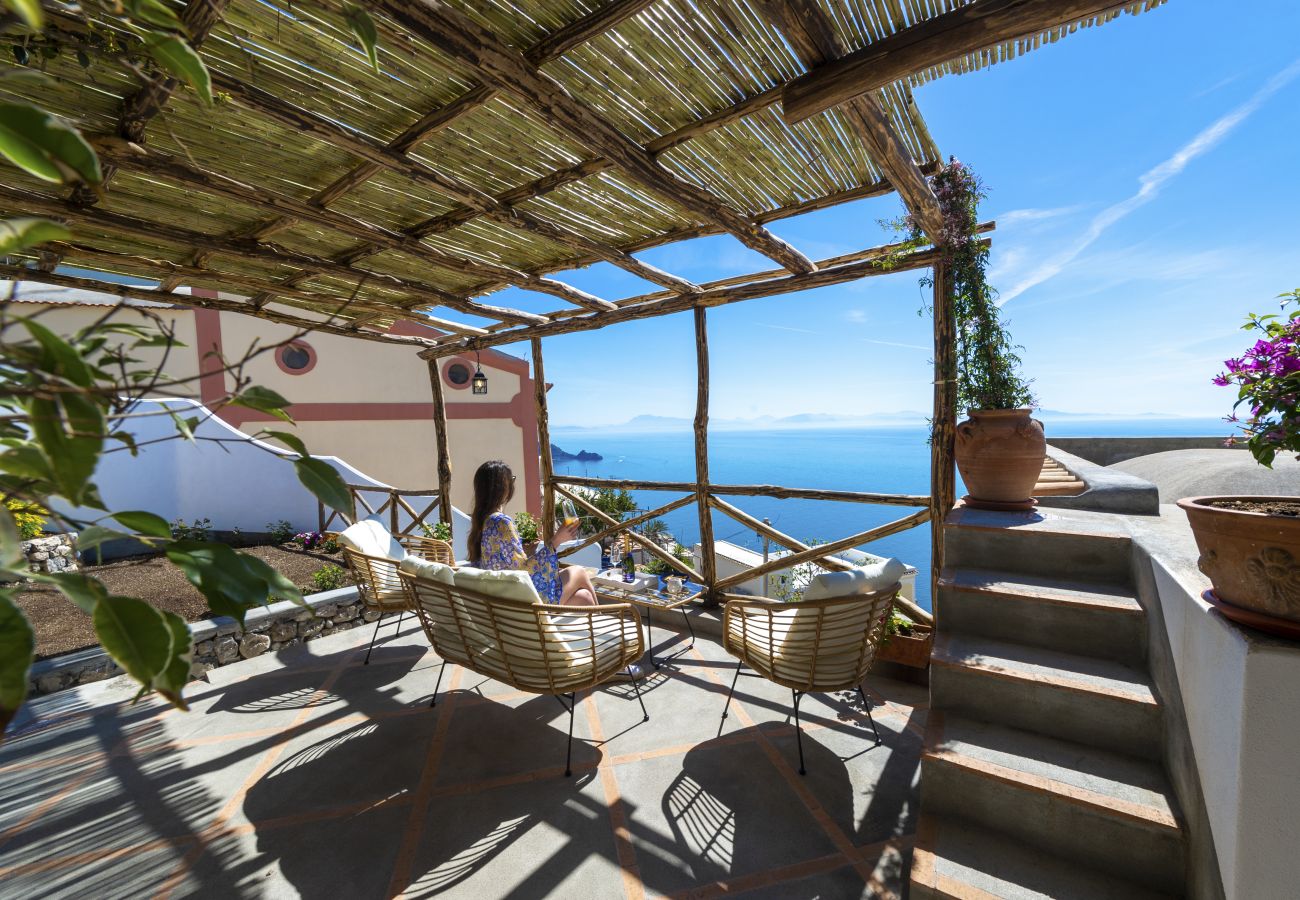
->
[876,610,933,668]
[1178,289,1300,638]
[898,159,1040,509]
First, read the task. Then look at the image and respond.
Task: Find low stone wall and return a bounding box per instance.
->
[1049,436,1238,467]
[26,585,371,696]
[22,533,78,575]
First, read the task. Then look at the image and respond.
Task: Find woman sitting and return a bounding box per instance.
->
[467,459,598,607]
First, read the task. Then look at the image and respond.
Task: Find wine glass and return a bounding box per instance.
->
[559,498,579,533]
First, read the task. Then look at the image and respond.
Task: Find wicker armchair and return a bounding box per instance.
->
[336,522,453,664]
[720,584,898,774]
[402,570,647,776]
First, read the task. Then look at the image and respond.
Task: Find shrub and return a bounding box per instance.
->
[171,517,213,542]
[293,531,324,551]
[267,520,295,544]
[514,511,539,543]
[311,563,348,592]
[6,499,47,540]
[420,521,453,542]
[322,537,340,554]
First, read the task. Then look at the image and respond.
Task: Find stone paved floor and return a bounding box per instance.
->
[0,615,926,898]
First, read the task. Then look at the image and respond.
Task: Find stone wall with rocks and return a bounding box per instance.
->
[22,533,78,575]
[26,585,375,696]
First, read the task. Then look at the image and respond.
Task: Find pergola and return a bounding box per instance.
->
[1,0,1164,612]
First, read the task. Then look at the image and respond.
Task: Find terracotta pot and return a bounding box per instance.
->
[954,408,1046,511]
[1177,496,1300,636]
[877,626,933,668]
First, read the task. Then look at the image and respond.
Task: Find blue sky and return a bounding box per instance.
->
[472,1,1300,428]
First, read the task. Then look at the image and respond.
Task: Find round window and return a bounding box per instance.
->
[447,362,471,386]
[276,341,316,375]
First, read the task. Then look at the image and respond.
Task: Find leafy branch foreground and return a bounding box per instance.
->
[0,309,354,736]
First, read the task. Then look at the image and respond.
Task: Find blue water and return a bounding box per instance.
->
[552,417,1230,609]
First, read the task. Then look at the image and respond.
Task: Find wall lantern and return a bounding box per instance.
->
[471,351,488,395]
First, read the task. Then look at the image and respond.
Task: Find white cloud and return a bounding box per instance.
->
[998,59,1300,306]
[862,338,929,351]
[755,322,821,335]
[844,309,869,324]
[996,205,1085,226]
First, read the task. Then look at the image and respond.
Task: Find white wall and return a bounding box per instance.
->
[56,398,471,560]
[1150,555,1300,900]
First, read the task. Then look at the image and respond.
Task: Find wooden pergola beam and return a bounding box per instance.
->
[423,240,984,356]
[0,265,441,348]
[760,0,945,240]
[782,0,1138,126]
[371,0,818,276]
[90,140,614,314]
[531,338,556,545]
[0,183,547,327]
[211,72,701,297]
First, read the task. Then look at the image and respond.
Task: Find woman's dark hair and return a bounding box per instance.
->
[467,459,515,564]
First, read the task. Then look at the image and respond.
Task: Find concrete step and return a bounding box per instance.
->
[911,814,1176,900]
[921,713,1184,894]
[938,567,1146,664]
[930,632,1162,759]
[944,506,1133,583]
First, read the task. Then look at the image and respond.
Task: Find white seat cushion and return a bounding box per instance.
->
[802,558,906,601]
[338,518,406,561]
[399,554,455,584]
[453,566,542,605]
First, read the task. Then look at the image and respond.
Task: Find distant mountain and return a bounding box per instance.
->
[551,408,1214,431]
[550,443,602,462]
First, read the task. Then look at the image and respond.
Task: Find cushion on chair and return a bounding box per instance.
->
[398,554,455,585]
[337,519,406,561]
[801,557,906,601]
[452,566,542,605]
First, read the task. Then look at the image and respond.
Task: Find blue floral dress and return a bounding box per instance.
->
[479,512,561,604]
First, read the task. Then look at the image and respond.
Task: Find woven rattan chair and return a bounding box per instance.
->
[402,570,647,776]
[339,530,454,664]
[720,584,898,774]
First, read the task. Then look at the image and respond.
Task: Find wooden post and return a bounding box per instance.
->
[532,338,557,544]
[425,357,454,528]
[694,307,718,604]
[930,261,957,617]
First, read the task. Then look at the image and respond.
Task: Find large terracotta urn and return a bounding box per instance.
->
[1177,496,1300,638]
[954,408,1046,511]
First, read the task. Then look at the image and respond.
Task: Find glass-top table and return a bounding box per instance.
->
[589,573,701,668]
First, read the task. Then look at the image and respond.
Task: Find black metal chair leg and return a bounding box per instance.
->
[720,660,743,721]
[363,613,385,665]
[857,685,882,745]
[680,607,696,652]
[563,692,576,777]
[792,690,807,775]
[429,660,447,708]
[647,607,659,669]
[628,665,649,722]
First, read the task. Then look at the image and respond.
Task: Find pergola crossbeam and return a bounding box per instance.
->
[760,0,945,240]
[371,0,818,277]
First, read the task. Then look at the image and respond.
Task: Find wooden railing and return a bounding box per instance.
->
[318,484,443,538]
[549,474,934,625]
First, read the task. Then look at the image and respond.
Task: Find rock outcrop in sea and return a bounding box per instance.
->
[551,443,602,462]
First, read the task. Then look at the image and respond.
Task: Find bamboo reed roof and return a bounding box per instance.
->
[0,0,1164,350]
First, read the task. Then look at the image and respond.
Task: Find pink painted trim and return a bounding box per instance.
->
[275,340,317,376]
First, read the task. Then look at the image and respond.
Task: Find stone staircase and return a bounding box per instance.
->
[911,506,1187,899]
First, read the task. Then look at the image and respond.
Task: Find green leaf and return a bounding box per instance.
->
[44,572,108,614]
[143,32,213,106]
[110,430,139,456]
[1,0,44,32]
[295,457,352,515]
[343,2,380,74]
[0,446,54,482]
[0,102,102,185]
[0,218,70,255]
[92,595,172,693]
[170,410,196,442]
[24,319,94,387]
[165,540,299,625]
[111,510,171,538]
[29,396,104,503]
[77,524,131,551]
[0,506,22,569]
[262,429,308,457]
[124,0,185,31]
[228,385,293,422]
[235,551,302,605]
[0,591,34,735]
[152,610,191,709]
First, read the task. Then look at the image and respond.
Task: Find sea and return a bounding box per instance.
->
[551,416,1231,610]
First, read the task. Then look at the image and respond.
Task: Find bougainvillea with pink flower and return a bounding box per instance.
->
[1215,289,1300,467]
